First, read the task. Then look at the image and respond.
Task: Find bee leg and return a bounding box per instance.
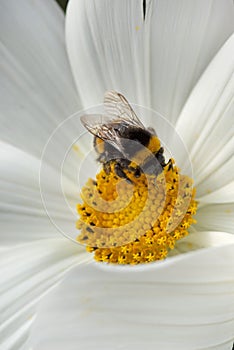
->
[126,165,141,178]
[155,147,166,167]
[166,158,173,171]
[114,163,132,184]
[119,158,131,168]
[133,167,141,178]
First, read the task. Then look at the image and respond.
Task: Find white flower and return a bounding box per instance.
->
[0,0,234,349]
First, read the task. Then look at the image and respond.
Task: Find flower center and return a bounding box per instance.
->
[76,160,197,264]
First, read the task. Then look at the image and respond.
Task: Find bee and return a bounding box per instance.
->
[81,91,170,182]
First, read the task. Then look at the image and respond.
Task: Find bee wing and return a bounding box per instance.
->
[104,90,145,129]
[81,114,110,136]
[80,114,124,154]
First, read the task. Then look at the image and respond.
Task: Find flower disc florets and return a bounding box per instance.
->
[77,160,197,264]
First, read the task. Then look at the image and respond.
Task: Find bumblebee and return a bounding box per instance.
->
[81,91,170,182]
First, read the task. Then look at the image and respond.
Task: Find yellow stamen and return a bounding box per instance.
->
[76,160,197,264]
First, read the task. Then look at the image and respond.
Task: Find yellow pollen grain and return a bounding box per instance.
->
[72,144,84,158]
[76,160,197,264]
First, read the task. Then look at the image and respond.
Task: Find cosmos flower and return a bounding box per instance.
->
[0,0,234,349]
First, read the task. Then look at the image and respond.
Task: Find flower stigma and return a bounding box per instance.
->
[76,158,197,265]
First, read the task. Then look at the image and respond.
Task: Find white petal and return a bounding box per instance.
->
[176,33,234,197]
[0,142,79,245]
[205,342,234,350]
[195,203,234,234]
[169,230,234,256]
[0,238,89,350]
[196,155,234,200]
[66,0,234,124]
[29,232,234,350]
[198,181,234,204]
[0,0,80,161]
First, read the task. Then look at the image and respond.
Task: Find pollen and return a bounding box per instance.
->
[76,160,197,264]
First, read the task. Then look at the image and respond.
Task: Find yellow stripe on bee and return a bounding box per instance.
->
[130,136,161,167]
[130,149,150,166]
[148,136,161,153]
[94,137,105,154]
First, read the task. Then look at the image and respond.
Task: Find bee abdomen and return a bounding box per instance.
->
[141,147,166,176]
